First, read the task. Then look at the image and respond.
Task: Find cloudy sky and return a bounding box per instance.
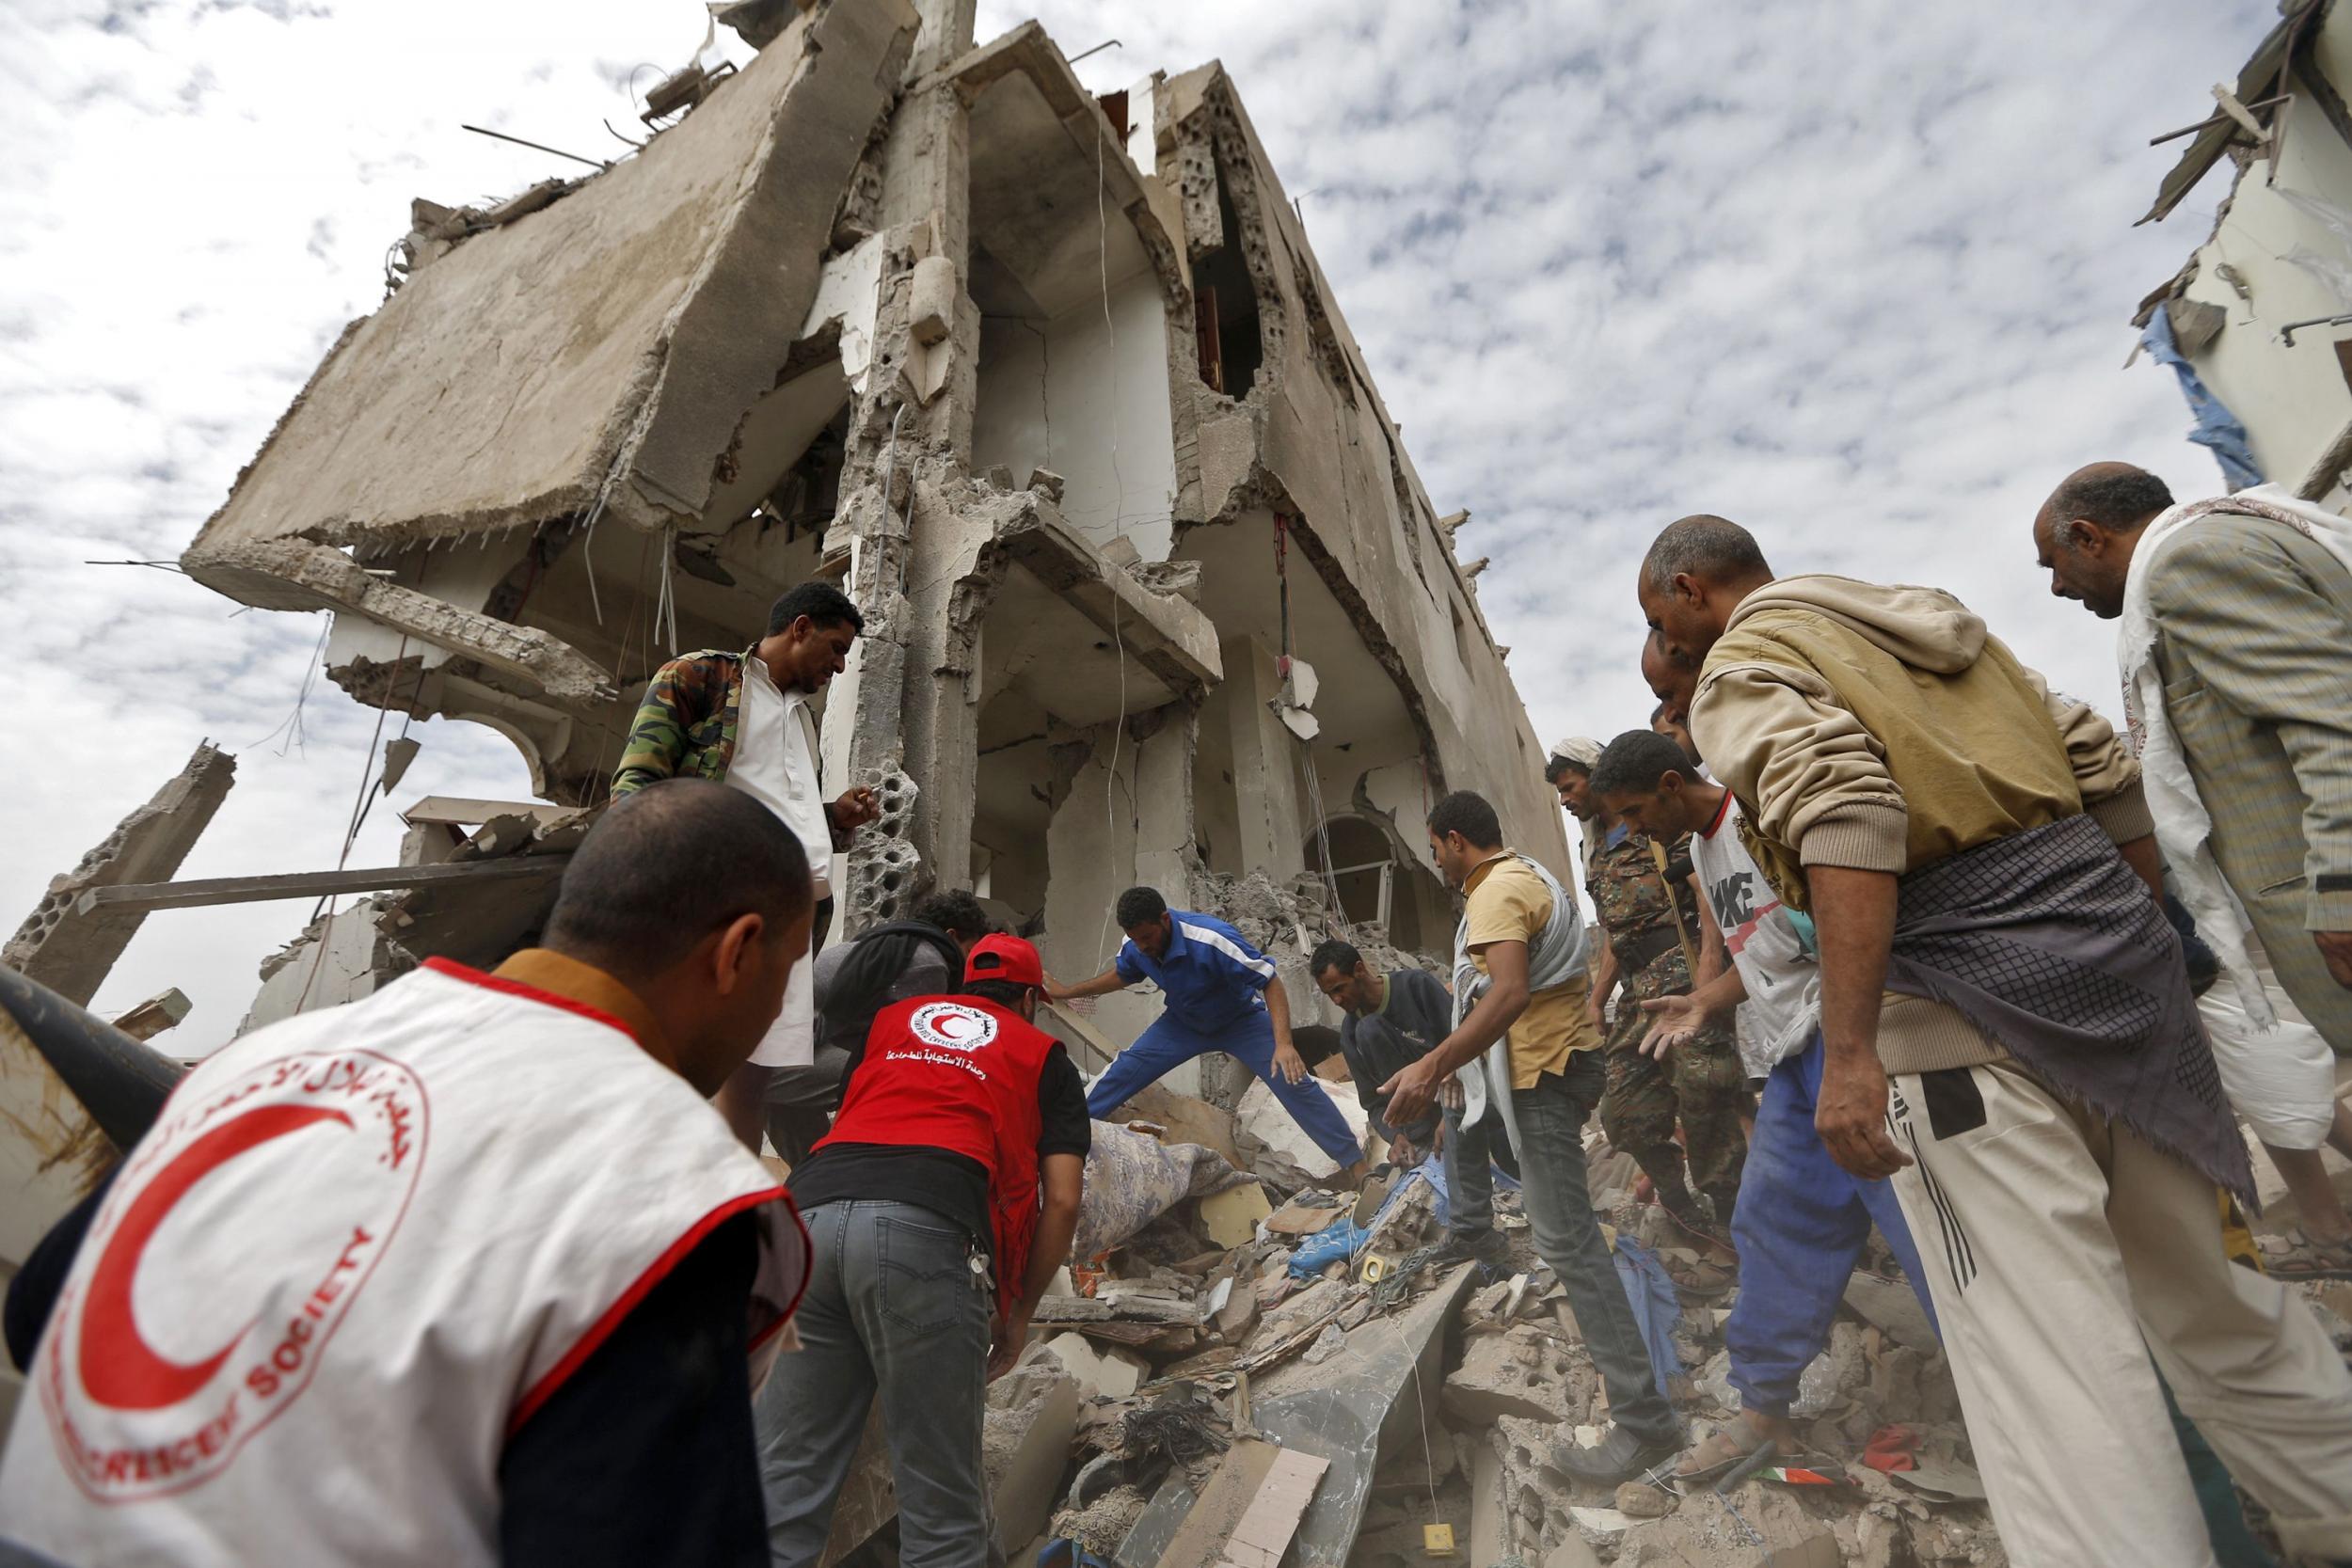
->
[0,0,2269,1049]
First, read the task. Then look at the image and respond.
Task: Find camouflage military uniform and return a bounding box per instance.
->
[611,648,749,796]
[1587,827,1748,1227]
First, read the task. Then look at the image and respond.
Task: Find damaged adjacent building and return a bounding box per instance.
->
[174,0,1568,1063]
[2133,0,2352,502]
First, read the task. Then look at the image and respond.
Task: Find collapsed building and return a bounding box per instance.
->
[156,0,1568,1071]
[2132,0,2352,504]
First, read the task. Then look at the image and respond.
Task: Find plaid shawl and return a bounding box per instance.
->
[1884,814,2256,1207]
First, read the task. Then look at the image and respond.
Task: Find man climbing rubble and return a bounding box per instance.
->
[1575,719,1748,1241]
[1591,722,1942,1481]
[1381,790,1685,1484]
[1,781,817,1567]
[1053,886,1368,1185]
[1641,512,2352,1566]
[1311,938,1513,1269]
[755,934,1088,1567]
[611,578,884,1152]
[761,889,996,1164]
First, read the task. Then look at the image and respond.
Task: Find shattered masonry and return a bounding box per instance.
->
[169,0,1570,1084]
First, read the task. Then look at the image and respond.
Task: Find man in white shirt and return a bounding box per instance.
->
[1593,721,1939,1481]
[612,580,882,1148]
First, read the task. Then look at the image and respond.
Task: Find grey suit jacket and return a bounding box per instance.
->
[2150,510,2352,1049]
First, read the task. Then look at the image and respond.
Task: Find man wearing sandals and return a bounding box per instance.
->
[1643,514,2352,1566]
[1590,722,1940,1481]
[2036,462,2352,1283]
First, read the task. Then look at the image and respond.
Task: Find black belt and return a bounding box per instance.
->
[1608,924,1681,974]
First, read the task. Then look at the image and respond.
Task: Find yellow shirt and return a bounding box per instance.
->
[1462,850,1600,1087]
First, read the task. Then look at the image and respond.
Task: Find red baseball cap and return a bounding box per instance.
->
[964,934,1044,990]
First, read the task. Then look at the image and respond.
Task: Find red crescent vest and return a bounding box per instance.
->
[818,995,1052,1312]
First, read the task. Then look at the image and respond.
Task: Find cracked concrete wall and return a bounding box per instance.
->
[1155,66,1573,885]
[186,0,915,592]
[4,743,236,1006]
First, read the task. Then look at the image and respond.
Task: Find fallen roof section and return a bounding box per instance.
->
[184,0,916,597]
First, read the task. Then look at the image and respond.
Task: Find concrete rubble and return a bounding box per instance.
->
[3,741,235,1006]
[770,1045,2056,1567]
[35,0,1566,1059]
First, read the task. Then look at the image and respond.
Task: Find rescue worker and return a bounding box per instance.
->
[754,935,1089,1566]
[1311,940,1514,1268]
[1579,736,1748,1238]
[0,780,817,1568]
[1053,887,1367,1184]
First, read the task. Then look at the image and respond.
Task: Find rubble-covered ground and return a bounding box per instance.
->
[811,1043,2352,1568]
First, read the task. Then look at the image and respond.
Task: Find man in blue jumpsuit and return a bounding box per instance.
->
[1049,887,1367,1183]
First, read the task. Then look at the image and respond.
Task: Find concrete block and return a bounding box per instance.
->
[1199,1180,1271,1247]
[5,742,235,1006]
[1233,1077,1368,1185]
[1441,1324,1583,1426]
[1040,1332,1146,1401]
[1844,1269,1939,1355]
[985,1363,1082,1556]
[908,253,956,346]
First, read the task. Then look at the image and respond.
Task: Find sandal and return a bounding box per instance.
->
[2265,1227,2352,1281]
[1674,1425,1779,1481]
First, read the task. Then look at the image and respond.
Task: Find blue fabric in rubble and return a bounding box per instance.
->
[1613,1235,1685,1391]
[2141,303,2263,491]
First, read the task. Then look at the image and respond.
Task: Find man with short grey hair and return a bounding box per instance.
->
[2034,460,2352,1279]
[1644,512,2352,1565]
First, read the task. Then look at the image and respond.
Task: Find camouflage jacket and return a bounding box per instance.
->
[1586,829,1703,995]
[612,648,749,796]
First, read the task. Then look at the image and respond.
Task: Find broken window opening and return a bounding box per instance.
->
[1303,814,1447,954]
[1189,163,1263,398]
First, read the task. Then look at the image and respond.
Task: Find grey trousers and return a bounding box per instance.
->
[753,1199,994,1568]
[1513,1053,1681,1446]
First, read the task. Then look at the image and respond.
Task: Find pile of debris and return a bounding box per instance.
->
[814,1060,2040,1568]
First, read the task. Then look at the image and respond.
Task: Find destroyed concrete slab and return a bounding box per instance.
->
[1234,1077,1371,1186]
[1040,1333,1147,1401]
[1441,1323,1589,1426]
[1248,1262,1480,1565]
[1844,1270,1939,1355]
[821,1356,1080,1566]
[109,989,192,1045]
[1153,1438,1327,1568]
[1200,1180,1271,1247]
[184,0,917,588]
[986,1362,1083,1553]
[5,742,236,1006]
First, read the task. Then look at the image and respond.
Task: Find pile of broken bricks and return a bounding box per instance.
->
[808,1064,2071,1568]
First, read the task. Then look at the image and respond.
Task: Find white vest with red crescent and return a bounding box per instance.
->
[0,958,810,1568]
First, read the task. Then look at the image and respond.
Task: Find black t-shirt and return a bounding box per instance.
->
[788,1038,1091,1253]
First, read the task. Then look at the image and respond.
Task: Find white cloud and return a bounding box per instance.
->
[0,0,2276,1046]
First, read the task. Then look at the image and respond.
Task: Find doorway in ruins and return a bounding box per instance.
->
[1303,814,1451,956]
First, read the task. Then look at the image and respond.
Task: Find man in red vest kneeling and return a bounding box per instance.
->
[755,933,1089,1566]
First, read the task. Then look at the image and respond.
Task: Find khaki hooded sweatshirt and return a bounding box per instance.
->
[1690,575,2156,1075]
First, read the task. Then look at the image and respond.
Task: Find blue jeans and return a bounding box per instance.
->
[1725,1034,1938,1418]
[1086,1007,1362,1165]
[753,1200,994,1568]
[1515,1053,1681,1447]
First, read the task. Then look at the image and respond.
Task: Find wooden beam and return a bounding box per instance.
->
[74,855,571,916]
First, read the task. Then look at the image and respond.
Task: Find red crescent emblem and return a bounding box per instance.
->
[931,1013,972,1040]
[79,1103,352,1411]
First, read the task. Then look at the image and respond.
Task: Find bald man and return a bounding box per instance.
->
[2034,462,2352,1279]
[1643,512,2352,1566]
